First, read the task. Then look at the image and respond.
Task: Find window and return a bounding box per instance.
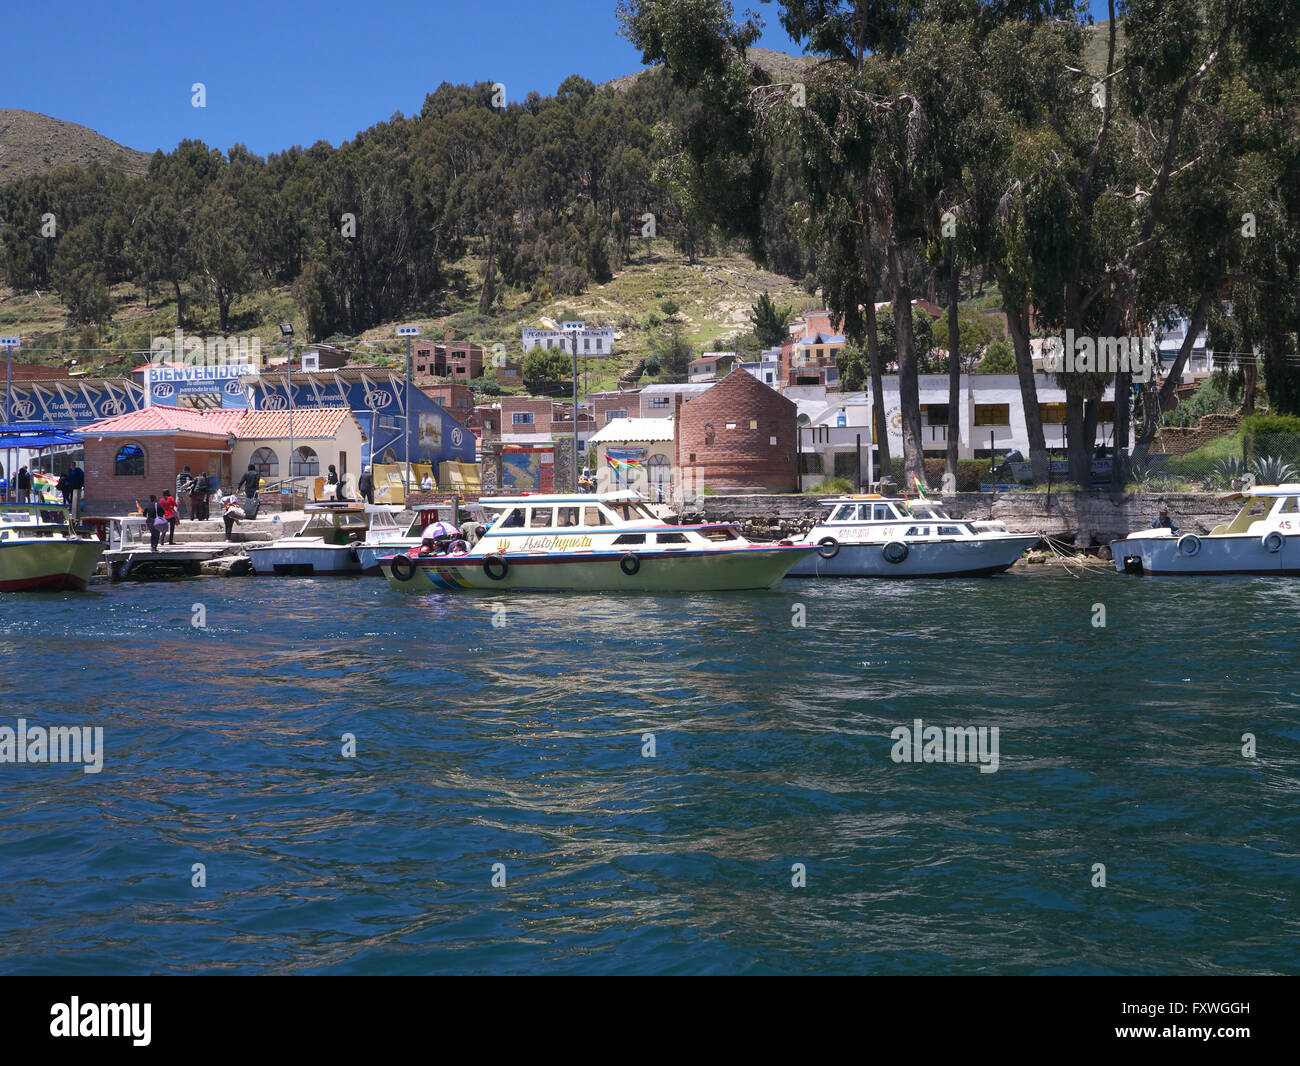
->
[512,412,535,425]
[725,422,736,430]
[250,447,278,478]
[1098,402,1116,422]
[504,368,517,377]
[855,505,875,521]
[605,409,628,423]
[114,443,145,477]
[656,533,688,544]
[905,526,931,537]
[583,507,610,526]
[500,508,525,528]
[974,404,1011,426]
[1038,403,1067,425]
[704,527,738,541]
[613,533,646,545]
[584,338,590,351]
[291,447,319,477]
[1279,497,1299,514]
[648,396,670,409]
[938,526,963,537]
[595,339,603,352]
[874,505,894,520]
[556,507,579,527]
[529,507,553,528]
[831,504,856,521]
[925,405,949,426]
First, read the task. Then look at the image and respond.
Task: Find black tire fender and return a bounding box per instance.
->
[817,536,840,559]
[1177,534,1202,558]
[390,553,418,581]
[619,552,641,576]
[882,540,910,564]
[483,554,509,581]
[1262,530,1284,554]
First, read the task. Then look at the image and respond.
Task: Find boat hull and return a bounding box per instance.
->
[247,544,360,575]
[788,535,1038,578]
[356,539,419,575]
[0,539,105,591]
[1111,532,1300,575]
[380,545,816,593]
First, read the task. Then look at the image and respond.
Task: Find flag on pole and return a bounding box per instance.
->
[912,475,928,500]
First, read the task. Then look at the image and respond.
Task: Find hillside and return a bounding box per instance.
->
[604,46,817,92]
[0,109,151,185]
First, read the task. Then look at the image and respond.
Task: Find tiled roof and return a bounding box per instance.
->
[81,406,244,437]
[234,408,355,439]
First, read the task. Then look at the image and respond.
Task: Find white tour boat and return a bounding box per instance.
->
[247,502,368,575]
[787,494,1039,578]
[378,490,816,592]
[1111,484,1300,575]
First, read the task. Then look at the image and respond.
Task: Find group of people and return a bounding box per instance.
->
[175,467,215,520]
[141,490,181,552]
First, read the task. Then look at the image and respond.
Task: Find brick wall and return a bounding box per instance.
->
[82,434,230,514]
[677,369,797,492]
[1157,413,1243,456]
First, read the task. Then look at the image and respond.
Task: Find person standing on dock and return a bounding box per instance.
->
[160,489,179,545]
[176,466,194,519]
[143,494,166,552]
[190,471,209,521]
[16,466,30,503]
[358,465,374,504]
[65,461,84,518]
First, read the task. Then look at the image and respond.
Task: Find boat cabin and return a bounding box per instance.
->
[482,491,662,534]
[1211,485,1300,536]
[0,503,76,541]
[294,504,369,545]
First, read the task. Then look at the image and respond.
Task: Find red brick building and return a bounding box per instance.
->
[6,362,71,381]
[79,407,244,514]
[675,368,796,493]
[589,389,641,427]
[413,341,485,380]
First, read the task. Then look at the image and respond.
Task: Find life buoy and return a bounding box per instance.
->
[817,536,840,559]
[883,540,910,564]
[1262,530,1284,554]
[390,553,418,581]
[619,552,641,576]
[483,554,509,581]
[1177,534,1201,558]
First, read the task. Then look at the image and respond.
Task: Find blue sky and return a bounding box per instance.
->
[7,1,1112,158]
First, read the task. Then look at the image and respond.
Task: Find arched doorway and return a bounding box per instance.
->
[291,446,319,478]
[647,454,671,502]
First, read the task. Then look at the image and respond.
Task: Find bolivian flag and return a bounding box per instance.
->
[912,475,928,500]
[606,449,646,473]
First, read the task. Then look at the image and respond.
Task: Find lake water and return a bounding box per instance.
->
[1,569,1297,974]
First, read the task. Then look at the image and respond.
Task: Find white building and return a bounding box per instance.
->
[637,382,713,416]
[793,373,1119,489]
[521,321,615,357]
[740,349,782,387]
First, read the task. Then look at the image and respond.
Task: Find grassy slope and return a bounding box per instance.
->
[0,109,151,185]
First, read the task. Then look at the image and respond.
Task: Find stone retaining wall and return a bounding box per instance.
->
[682,491,1242,548]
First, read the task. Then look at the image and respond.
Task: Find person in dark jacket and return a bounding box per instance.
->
[143,494,166,552]
[1150,503,1180,536]
[16,466,31,503]
[327,464,350,501]
[190,472,209,520]
[357,465,374,504]
[237,464,260,499]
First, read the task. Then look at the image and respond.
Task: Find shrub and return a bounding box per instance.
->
[1162,375,1239,428]
[957,459,990,491]
[1242,413,1300,437]
[809,476,854,494]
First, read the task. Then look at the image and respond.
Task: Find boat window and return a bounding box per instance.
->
[831,504,856,522]
[1277,497,1299,514]
[938,525,963,537]
[529,507,554,528]
[556,506,580,527]
[656,532,688,544]
[855,505,874,521]
[499,508,525,528]
[704,527,738,541]
[583,507,610,526]
[904,526,930,537]
[874,504,895,520]
[613,534,646,545]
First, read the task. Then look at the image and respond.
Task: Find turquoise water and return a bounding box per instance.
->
[1,569,1297,974]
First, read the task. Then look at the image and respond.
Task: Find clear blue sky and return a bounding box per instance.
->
[6,0,1113,158]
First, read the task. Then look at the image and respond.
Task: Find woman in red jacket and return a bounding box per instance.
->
[159,489,180,545]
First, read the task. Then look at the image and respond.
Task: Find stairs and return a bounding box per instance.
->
[164,518,282,545]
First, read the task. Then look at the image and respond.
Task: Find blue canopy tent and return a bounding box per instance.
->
[0,424,84,501]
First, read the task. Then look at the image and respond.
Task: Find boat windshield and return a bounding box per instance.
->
[301,512,367,538]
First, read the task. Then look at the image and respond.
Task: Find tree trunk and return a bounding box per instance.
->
[1112,369,1131,486]
[864,284,891,483]
[995,265,1048,482]
[1131,288,1216,466]
[1066,394,1089,488]
[887,235,925,489]
[946,264,960,480]
[172,278,185,328]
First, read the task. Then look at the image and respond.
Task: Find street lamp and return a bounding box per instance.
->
[398,326,419,497]
[280,324,295,500]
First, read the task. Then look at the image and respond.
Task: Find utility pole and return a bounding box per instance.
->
[398,326,419,497]
[0,336,19,427]
[280,324,294,500]
[572,330,579,490]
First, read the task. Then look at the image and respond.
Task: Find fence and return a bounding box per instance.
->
[1136,433,1300,492]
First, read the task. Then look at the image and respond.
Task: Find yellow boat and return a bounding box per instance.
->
[0,503,105,592]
